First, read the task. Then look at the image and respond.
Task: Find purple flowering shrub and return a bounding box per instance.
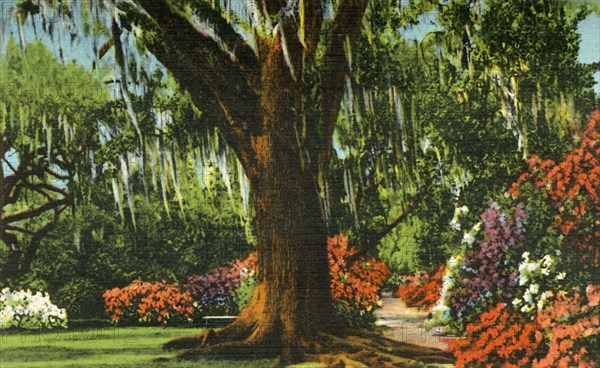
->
[429,202,527,333]
[450,203,526,314]
[183,267,241,316]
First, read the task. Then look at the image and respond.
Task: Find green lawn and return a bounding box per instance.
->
[0,327,275,367]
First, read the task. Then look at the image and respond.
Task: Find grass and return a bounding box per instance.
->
[0,327,276,367]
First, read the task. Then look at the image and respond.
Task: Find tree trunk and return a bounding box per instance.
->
[1,233,21,282]
[228,37,334,362]
[166,38,334,365]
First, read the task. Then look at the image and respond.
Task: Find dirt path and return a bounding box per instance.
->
[374,295,450,351]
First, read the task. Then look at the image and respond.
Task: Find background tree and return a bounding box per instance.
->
[0,39,109,282]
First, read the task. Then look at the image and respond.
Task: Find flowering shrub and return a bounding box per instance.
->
[183,267,240,316]
[396,264,445,310]
[533,285,600,368]
[511,251,566,315]
[0,288,67,329]
[103,281,194,325]
[230,253,257,282]
[449,302,542,368]
[448,286,600,368]
[451,203,525,314]
[183,253,256,316]
[442,112,600,366]
[328,233,391,325]
[429,202,527,333]
[508,110,600,263]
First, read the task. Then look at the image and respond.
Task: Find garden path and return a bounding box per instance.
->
[374,294,451,351]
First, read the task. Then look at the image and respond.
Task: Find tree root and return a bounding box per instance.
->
[163,326,454,367]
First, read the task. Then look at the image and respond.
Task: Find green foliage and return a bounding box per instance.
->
[20,175,250,319]
[329,0,597,277]
[233,277,256,312]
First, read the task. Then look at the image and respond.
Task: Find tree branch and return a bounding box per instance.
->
[301,0,323,60]
[2,198,70,224]
[312,0,371,170]
[20,204,68,276]
[121,0,261,173]
[348,179,432,263]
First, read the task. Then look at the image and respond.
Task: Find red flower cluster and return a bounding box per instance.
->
[508,110,599,251]
[328,233,391,313]
[449,303,542,368]
[103,280,194,324]
[534,286,600,368]
[396,264,446,310]
[449,285,600,368]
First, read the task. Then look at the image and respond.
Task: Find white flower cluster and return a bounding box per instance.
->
[449,206,469,230]
[427,256,463,330]
[0,288,67,330]
[512,252,566,315]
[461,222,482,246]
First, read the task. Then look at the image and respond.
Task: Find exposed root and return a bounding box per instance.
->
[164,328,454,367]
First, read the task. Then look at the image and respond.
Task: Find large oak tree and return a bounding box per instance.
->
[107,0,402,364]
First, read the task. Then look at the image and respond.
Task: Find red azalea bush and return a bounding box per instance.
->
[103,280,194,325]
[396,264,446,310]
[449,286,600,368]
[230,253,257,281]
[449,302,542,368]
[508,110,600,263]
[533,285,600,368]
[328,233,391,320]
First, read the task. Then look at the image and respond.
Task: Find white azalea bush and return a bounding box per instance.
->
[0,288,67,329]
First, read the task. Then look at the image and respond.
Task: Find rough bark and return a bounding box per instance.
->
[165,35,334,365]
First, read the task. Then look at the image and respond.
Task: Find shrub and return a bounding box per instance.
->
[57,278,105,319]
[0,288,67,329]
[533,285,600,368]
[448,302,542,368]
[103,280,194,325]
[328,233,391,326]
[508,110,600,264]
[396,264,445,310]
[183,268,240,316]
[448,286,600,368]
[445,112,600,366]
[233,277,256,312]
[448,202,526,316]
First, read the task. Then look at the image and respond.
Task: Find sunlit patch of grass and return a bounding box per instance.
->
[0,327,275,367]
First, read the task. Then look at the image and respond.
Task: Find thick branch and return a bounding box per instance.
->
[313,0,371,170]
[20,204,68,276]
[349,179,432,263]
[187,0,258,72]
[301,0,323,60]
[125,0,261,173]
[2,198,69,224]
